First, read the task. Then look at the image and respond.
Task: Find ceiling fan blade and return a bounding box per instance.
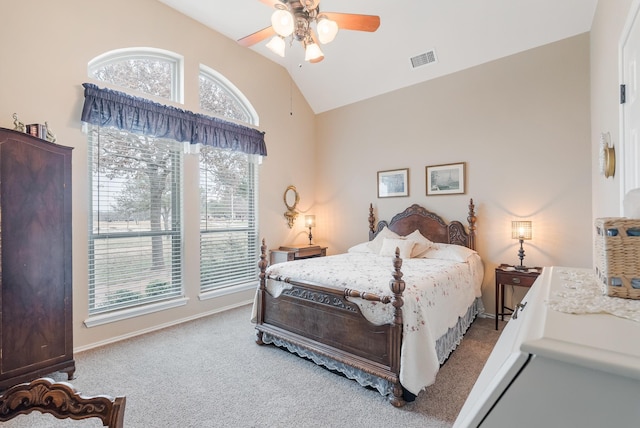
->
[322,13,380,32]
[237,26,276,47]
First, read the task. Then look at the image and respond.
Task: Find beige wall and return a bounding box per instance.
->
[316,34,593,313]
[0,0,317,349]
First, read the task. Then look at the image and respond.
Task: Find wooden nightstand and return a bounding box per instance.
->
[269,245,327,265]
[495,264,542,330]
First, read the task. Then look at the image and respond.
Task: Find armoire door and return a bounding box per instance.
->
[0,128,74,389]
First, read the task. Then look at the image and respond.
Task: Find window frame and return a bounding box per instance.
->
[88,47,184,104]
[86,128,186,325]
[198,65,261,298]
[199,65,259,125]
[83,49,262,326]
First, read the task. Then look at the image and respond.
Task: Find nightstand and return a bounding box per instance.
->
[269,245,327,265]
[495,264,542,330]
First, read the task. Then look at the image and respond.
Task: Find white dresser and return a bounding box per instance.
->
[454,266,640,428]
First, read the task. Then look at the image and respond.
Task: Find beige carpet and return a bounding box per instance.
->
[2,305,504,428]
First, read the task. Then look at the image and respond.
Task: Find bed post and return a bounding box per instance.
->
[467,198,477,251]
[256,239,268,345]
[389,248,406,408]
[368,203,375,241]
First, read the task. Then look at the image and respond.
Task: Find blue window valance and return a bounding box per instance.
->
[81,83,267,156]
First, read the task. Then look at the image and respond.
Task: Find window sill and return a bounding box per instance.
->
[84,297,189,328]
[198,281,257,301]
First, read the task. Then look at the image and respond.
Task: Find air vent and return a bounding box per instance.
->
[410,49,438,69]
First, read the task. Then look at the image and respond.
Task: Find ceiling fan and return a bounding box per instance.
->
[238,0,380,63]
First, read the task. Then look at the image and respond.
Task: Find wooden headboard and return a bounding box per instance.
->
[368,199,477,250]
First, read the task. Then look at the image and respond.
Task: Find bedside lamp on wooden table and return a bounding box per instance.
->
[494,220,540,330]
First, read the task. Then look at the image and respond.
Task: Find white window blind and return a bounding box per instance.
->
[199,146,259,292]
[88,127,184,314]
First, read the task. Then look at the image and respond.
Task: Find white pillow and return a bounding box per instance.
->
[347,242,373,253]
[367,227,401,254]
[422,242,477,262]
[379,237,415,259]
[405,229,434,258]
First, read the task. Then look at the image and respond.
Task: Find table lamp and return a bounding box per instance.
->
[305,215,315,245]
[511,221,532,271]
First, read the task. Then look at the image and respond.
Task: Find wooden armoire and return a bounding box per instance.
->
[0,127,74,390]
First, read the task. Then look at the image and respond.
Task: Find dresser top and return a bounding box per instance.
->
[521,266,640,380]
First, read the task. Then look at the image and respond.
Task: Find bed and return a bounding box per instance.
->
[253,200,483,407]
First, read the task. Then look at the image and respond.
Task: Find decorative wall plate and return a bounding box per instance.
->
[599,132,615,178]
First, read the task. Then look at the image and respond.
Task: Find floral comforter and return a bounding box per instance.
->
[257,252,484,395]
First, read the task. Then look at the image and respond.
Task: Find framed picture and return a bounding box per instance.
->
[377,168,409,198]
[426,162,466,195]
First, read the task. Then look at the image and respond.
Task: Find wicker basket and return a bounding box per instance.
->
[594,217,640,299]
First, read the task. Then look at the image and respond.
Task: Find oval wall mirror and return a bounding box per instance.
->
[283,185,300,228]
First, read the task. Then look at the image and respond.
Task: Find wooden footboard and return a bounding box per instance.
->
[255,240,407,407]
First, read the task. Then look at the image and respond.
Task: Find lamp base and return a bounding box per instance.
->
[516,239,527,272]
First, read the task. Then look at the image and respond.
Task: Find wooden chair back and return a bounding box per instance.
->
[0,377,125,428]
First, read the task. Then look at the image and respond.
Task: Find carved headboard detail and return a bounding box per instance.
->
[368,199,476,250]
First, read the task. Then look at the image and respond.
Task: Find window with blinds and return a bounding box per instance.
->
[84,50,261,318]
[88,127,184,315]
[199,146,259,292]
[199,66,260,293]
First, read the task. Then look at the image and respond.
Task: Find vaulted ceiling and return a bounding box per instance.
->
[158,0,598,113]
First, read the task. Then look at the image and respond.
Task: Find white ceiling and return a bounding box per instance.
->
[158,0,598,114]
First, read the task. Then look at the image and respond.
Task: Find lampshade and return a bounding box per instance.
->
[511,221,532,240]
[304,42,323,61]
[265,36,286,57]
[305,215,316,228]
[271,9,294,37]
[316,16,338,44]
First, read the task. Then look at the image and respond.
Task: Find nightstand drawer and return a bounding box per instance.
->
[296,246,325,258]
[495,271,538,287]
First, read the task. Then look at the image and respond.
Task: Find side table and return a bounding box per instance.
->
[269,245,327,265]
[495,264,542,330]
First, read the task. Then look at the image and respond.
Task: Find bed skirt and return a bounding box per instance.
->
[260,297,484,398]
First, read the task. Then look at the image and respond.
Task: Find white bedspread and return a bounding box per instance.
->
[253,252,484,395]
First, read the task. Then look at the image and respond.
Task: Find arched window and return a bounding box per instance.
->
[86,48,185,321]
[199,65,257,124]
[84,48,264,322]
[88,48,183,102]
[198,65,261,295]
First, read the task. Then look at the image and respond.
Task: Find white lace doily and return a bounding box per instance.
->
[547,268,640,323]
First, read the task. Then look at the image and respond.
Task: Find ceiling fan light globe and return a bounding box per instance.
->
[305,42,323,61]
[265,36,286,57]
[317,17,338,44]
[271,9,294,37]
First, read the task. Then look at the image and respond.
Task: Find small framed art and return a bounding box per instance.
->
[426,162,466,195]
[377,168,409,198]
